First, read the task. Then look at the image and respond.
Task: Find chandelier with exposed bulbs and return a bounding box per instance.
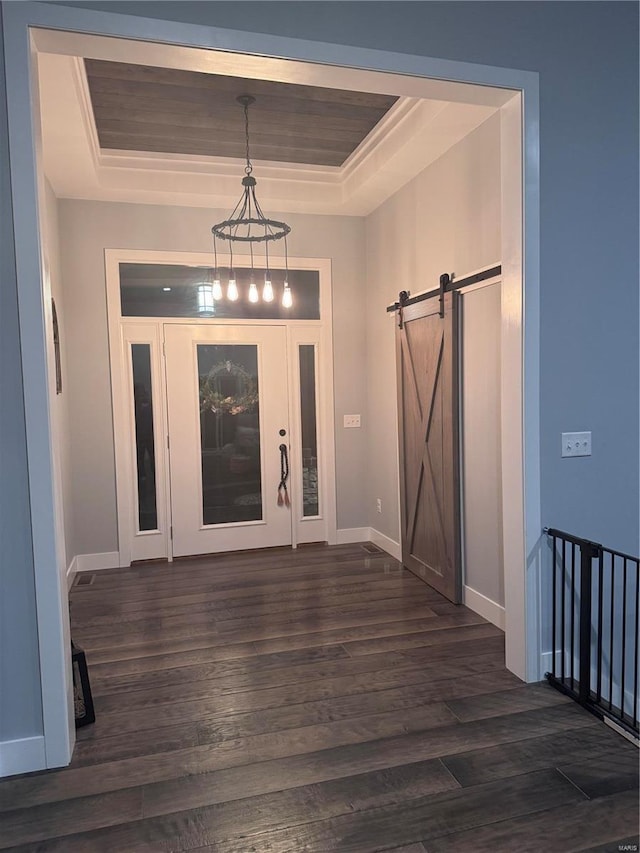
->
[209,95,292,309]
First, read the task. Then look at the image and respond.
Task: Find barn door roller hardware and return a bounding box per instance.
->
[397,290,409,329]
[439,273,450,319]
[387,265,502,317]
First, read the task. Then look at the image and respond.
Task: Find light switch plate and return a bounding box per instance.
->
[561,431,592,457]
[344,414,361,428]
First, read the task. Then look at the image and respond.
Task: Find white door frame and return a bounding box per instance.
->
[456,272,505,631]
[105,248,336,566]
[2,1,540,772]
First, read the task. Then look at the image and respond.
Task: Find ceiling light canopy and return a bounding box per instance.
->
[211,95,292,308]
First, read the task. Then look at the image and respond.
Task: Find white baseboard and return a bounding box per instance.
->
[75,551,120,573]
[0,735,46,778]
[369,527,402,561]
[540,650,554,676]
[604,717,639,747]
[66,555,77,591]
[335,527,402,561]
[464,584,505,630]
[336,527,370,545]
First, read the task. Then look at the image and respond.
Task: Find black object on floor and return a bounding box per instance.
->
[72,641,95,728]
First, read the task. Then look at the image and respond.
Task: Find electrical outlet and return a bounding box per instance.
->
[343,414,361,428]
[561,431,592,458]
[376,498,382,513]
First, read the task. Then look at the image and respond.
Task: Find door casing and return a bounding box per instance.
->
[106,249,337,566]
[3,2,539,772]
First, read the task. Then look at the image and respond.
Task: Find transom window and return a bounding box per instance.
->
[119,263,320,320]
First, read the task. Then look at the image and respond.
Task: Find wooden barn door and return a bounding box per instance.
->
[396,291,461,603]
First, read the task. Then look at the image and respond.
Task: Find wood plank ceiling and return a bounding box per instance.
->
[84,60,399,167]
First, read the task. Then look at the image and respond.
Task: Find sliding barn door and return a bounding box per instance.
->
[396,292,461,603]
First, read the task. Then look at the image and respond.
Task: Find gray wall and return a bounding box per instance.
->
[0,8,43,742]
[461,282,504,608]
[58,200,367,555]
[365,113,502,545]
[42,179,75,569]
[60,0,639,552]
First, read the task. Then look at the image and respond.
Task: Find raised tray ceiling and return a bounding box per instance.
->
[84,59,399,167]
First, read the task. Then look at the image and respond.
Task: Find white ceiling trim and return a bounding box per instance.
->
[38,38,501,216]
[32,27,515,106]
[70,56,101,174]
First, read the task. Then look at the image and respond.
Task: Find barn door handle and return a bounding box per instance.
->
[277,443,290,507]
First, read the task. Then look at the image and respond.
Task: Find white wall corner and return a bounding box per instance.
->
[369,527,402,561]
[75,551,120,573]
[0,735,46,779]
[335,527,371,545]
[66,555,77,591]
[463,585,506,631]
[336,527,402,562]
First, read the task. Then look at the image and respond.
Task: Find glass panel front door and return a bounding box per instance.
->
[164,324,291,557]
[197,345,262,526]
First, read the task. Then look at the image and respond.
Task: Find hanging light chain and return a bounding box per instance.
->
[243,97,253,175]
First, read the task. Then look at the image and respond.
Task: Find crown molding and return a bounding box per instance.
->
[70,56,101,173]
[40,52,498,216]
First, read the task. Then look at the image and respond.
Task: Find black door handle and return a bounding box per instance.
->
[278,442,290,507]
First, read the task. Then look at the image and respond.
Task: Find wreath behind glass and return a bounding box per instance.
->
[199,360,259,416]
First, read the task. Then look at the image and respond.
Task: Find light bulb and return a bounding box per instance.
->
[227,278,238,301]
[248,281,259,303]
[282,283,293,308]
[263,278,274,302]
[212,279,223,300]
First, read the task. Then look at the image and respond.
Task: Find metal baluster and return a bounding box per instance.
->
[620,558,627,721]
[634,560,639,728]
[552,534,557,677]
[578,543,595,705]
[571,543,576,690]
[609,551,615,713]
[561,540,566,684]
[596,548,603,704]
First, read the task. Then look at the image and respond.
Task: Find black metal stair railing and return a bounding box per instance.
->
[544,527,639,738]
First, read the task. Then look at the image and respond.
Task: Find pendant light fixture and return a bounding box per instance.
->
[211,95,293,308]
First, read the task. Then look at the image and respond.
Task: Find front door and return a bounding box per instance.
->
[396,292,462,603]
[164,324,291,557]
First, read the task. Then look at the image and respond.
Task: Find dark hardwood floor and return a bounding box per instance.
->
[1,543,637,852]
